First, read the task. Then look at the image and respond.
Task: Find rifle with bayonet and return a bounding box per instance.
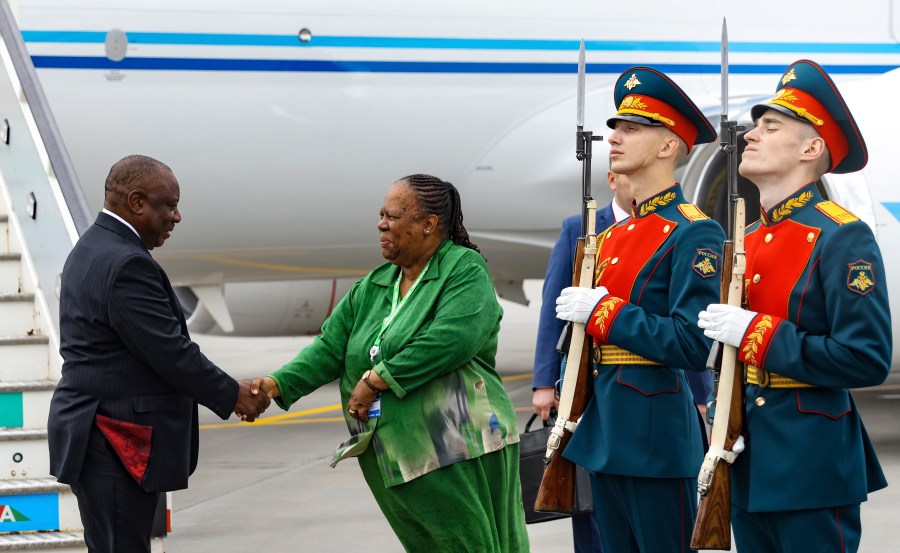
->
[690,19,746,551]
[534,39,602,515]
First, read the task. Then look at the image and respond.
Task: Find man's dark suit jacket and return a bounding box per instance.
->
[533,206,712,404]
[48,212,239,493]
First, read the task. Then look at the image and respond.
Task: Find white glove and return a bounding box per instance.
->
[555,286,609,324]
[709,435,746,466]
[697,303,757,348]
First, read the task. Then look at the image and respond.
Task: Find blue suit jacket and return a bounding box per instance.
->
[533,204,712,404]
[48,213,238,492]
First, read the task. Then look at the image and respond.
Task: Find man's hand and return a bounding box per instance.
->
[532,387,558,421]
[235,379,271,422]
[698,304,758,348]
[556,286,609,324]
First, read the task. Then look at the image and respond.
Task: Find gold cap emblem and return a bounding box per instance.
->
[620,96,647,110]
[781,68,797,86]
[624,73,642,90]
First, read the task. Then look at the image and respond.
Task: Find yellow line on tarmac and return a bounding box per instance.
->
[254,403,343,424]
[187,254,366,276]
[244,417,346,426]
[501,372,532,383]
[201,372,533,430]
[200,403,343,429]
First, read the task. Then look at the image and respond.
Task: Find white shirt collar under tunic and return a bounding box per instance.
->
[102,208,140,239]
[612,200,630,223]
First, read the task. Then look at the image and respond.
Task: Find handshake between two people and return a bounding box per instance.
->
[233,377,282,422]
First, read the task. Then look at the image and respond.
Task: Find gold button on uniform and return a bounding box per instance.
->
[627,223,635,230]
[807,232,815,242]
[753,274,761,284]
[606,231,613,240]
[765,233,773,243]
[592,369,599,378]
[611,257,619,265]
[755,397,766,407]
[663,224,671,233]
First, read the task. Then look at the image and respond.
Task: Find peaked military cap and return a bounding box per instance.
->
[751,59,867,174]
[607,66,717,150]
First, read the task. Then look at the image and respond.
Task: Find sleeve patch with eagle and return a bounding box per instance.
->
[692,248,719,278]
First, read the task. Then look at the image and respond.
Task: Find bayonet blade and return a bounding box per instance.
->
[720,18,728,121]
[577,39,585,127]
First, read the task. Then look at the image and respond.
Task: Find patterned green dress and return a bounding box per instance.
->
[270,240,529,552]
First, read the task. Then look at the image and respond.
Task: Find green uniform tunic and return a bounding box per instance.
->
[270,240,528,551]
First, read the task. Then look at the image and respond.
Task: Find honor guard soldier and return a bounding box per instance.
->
[555,67,724,553]
[698,59,891,552]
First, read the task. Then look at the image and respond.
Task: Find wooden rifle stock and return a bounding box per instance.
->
[534,213,596,514]
[531,333,591,512]
[691,201,746,550]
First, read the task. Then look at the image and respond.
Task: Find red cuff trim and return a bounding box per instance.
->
[586,296,626,344]
[95,414,153,485]
[738,313,782,368]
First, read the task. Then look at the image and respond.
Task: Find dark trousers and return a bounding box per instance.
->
[572,511,604,553]
[733,502,861,553]
[590,472,697,553]
[70,426,160,553]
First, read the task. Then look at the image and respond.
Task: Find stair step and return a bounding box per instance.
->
[0,254,21,295]
[0,429,49,479]
[0,478,82,535]
[0,295,36,336]
[0,336,49,382]
[0,478,67,496]
[0,294,32,301]
[0,381,55,430]
[0,532,85,552]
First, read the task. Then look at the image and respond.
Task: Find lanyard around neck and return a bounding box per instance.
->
[369,258,433,364]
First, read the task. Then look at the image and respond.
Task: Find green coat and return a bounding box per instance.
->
[271,240,520,487]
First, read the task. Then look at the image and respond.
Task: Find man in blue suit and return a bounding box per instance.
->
[555,67,724,552]
[48,155,270,552]
[533,171,713,552]
[698,60,890,552]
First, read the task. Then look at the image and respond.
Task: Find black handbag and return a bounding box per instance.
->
[519,413,593,524]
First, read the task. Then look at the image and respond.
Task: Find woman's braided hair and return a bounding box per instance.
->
[400,174,481,255]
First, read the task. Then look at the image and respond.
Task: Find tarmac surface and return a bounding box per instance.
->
[166,281,900,552]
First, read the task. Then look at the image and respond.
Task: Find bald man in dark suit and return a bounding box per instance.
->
[48,155,269,552]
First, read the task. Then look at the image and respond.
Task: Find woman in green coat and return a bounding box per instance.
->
[253,174,529,552]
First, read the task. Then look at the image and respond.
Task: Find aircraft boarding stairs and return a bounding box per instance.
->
[0,178,83,552]
[0,0,90,549]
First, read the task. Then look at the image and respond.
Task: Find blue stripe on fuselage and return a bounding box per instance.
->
[28,56,899,74]
[20,31,900,54]
[884,203,900,223]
